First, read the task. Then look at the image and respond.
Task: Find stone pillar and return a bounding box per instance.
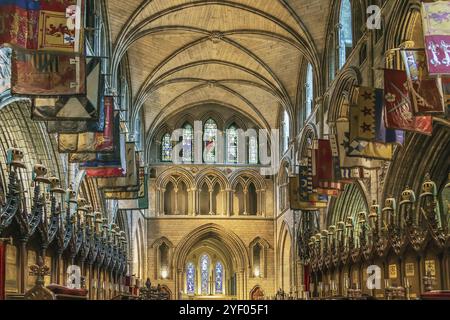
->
[225,188,232,216]
[174,188,179,215]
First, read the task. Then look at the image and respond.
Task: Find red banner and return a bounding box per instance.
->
[314,139,333,183]
[12,49,85,96]
[0,2,40,49]
[383,69,433,135]
[402,49,444,114]
[0,1,84,53]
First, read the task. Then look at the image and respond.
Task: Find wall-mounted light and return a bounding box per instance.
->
[161,269,168,279]
[254,267,260,278]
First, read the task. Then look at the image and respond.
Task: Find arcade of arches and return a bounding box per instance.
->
[0,0,449,301]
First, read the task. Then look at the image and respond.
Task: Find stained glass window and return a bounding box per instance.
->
[186,262,195,294]
[161,133,172,162]
[305,63,313,118]
[339,0,353,69]
[182,123,193,162]
[248,135,258,164]
[215,261,224,294]
[200,254,210,295]
[226,124,238,164]
[204,119,217,163]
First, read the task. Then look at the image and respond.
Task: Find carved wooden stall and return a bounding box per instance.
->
[306,175,450,299]
[0,148,129,300]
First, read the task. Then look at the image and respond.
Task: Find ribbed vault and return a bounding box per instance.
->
[106,0,329,133]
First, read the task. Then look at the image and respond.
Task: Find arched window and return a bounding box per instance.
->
[339,0,353,69]
[226,124,238,164]
[248,135,258,165]
[305,63,314,119]
[281,110,290,153]
[161,133,172,162]
[182,123,193,162]
[200,254,211,295]
[186,262,196,295]
[159,243,169,279]
[204,119,217,163]
[215,261,224,294]
[253,244,262,277]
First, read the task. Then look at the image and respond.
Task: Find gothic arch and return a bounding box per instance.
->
[172,223,250,299]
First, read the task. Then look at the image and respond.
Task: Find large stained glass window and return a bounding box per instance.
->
[204,119,217,163]
[200,254,210,295]
[182,123,193,162]
[161,133,172,162]
[305,63,314,118]
[215,261,224,294]
[248,135,258,165]
[339,0,353,69]
[226,124,238,164]
[186,262,195,294]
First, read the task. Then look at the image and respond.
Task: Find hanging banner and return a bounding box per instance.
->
[351,86,405,144]
[313,139,333,183]
[47,95,106,134]
[0,0,40,49]
[401,49,445,114]
[37,0,85,54]
[81,135,127,178]
[118,173,149,210]
[97,143,138,189]
[104,167,145,200]
[336,119,383,168]
[383,69,433,135]
[421,1,450,75]
[58,99,116,153]
[31,57,101,120]
[11,48,85,96]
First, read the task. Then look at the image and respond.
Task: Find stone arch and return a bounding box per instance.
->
[195,168,230,191]
[277,220,292,293]
[173,223,250,299]
[151,236,174,280]
[327,66,362,125]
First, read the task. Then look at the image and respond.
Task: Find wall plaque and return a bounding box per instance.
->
[425,260,436,276]
[389,264,398,279]
[405,263,415,277]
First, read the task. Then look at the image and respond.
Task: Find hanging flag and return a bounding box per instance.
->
[298,159,310,201]
[0,47,11,96]
[373,88,405,145]
[401,49,445,114]
[336,119,383,169]
[37,0,85,54]
[351,86,405,144]
[421,1,450,75]
[58,99,116,153]
[31,57,101,120]
[97,143,138,189]
[384,69,433,135]
[0,0,84,53]
[0,0,40,49]
[350,87,377,141]
[118,173,149,210]
[104,167,145,200]
[313,139,333,183]
[46,96,106,134]
[82,134,127,178]
[11,48,85,96]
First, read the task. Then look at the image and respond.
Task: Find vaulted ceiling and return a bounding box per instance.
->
[106,0,331,133]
